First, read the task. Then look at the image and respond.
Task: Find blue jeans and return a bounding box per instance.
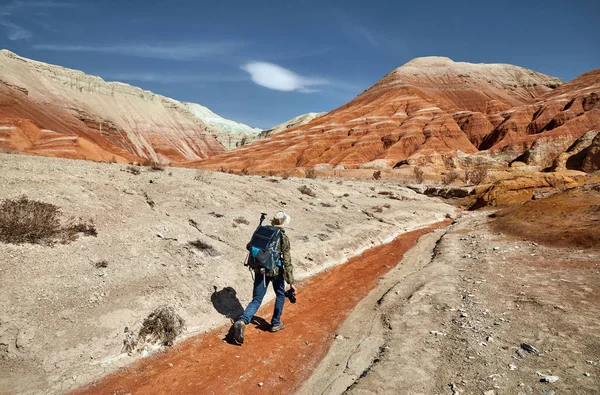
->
[239,272,286,326]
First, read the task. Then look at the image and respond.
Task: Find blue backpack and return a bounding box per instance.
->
[247,225,282,272]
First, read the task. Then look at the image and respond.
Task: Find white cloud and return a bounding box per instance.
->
[241,61,328,93]
[0,17,31,40]
[33,41,244,60]
[0,1,77,40]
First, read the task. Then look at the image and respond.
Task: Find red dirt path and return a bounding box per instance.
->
[73,221,448,395]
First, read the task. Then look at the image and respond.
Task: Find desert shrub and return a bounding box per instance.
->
[413,166,425,183]
[141,159,165,171]
[137,305,186,348]
[465,163,489,185]
[238,168,249,176]
[0,196,96,245]
[233,217,250,225]
[268,170,276,177]
[188,239,217,255]
[372,205,384,213]
[0,196,62,244]
[442,170,461,185]
[208,212,224,218]
[383,203,391,209]
[305,168,317,179]
[71,219,97,237]
[126,166,141,175]
[298,185,317,197]
[373,170,381,180]
[281,171,290,180]
[94,260,109,268]
[321,202,335,208]
[109,156,117,164]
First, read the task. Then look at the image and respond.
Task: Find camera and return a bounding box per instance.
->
[285,289,296,304]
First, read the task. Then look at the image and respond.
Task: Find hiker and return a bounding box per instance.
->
[233,211,296,344]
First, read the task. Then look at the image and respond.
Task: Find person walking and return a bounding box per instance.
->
[233,211,296,345]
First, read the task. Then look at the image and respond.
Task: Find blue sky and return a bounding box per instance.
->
[1,0,599,129]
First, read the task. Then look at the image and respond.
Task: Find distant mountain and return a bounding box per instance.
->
[197,57,599,173]
[0,50,258,163]
[260,112,327,138]
[183,102,261,149]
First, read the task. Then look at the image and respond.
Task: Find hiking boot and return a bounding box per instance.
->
[233,320,245,344]
[270,322,285,333]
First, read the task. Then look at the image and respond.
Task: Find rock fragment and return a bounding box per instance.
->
[520,343,538,353]
[540,375,559,383]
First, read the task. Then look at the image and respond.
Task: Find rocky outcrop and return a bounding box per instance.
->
[551,130,599,172]
[260,112,327,138]
[582,132,600,172]
[0,50,255,163]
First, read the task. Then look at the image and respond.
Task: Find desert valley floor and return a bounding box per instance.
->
[0,153,598,394]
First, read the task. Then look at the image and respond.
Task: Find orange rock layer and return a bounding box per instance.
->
[198,58,600,173]
[0,50,226,164]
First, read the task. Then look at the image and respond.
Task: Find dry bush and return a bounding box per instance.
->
[188,239,218,255]
[372,205,384,213]
[208,211,224,218]
[413,166,425,183]
[141,159,165,171]
[238,168,249,176]
[0,196,62,244]
[109,156,117,164]
[130,306,186,350]
[94,260,109,268]
[372,170,382,180]
[0,196,96,245]
[233,217,250,225]
[442,170,461,185]
[71,219,97,237]
[465,163,489,185]
[320,202,335,208]
[126,166,141,175]
[281,171,290,180]
[298,185,317,197]
[305,168,317,179]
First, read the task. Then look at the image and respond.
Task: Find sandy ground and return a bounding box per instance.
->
[0,153,453,395]
[71,223,448,395]
[303,209,600,394]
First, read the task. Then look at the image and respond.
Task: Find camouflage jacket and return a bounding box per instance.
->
[247,230,294,284]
